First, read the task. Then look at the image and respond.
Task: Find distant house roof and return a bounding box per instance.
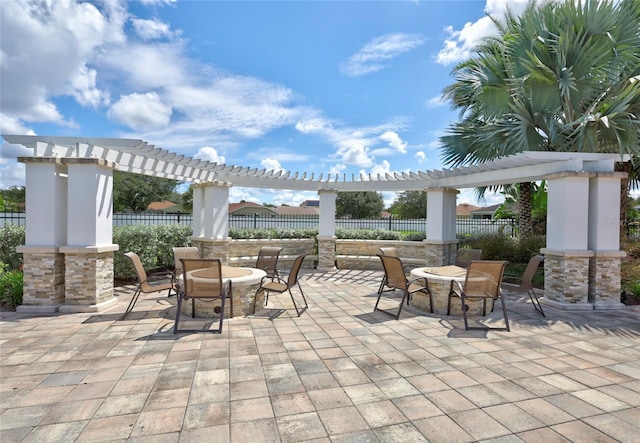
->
[147,200,180,212]
[456,203,481,217]
[300,200,320,207]
[274,206,319,216]
[471,204,502,215]
[229,201,262,213]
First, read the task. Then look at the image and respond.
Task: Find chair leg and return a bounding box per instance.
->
[191,299,195,318]
[215,294,225,333]
[395,290,409,319]
[528,288,545,317]
[228,282,234,318]
[123,288,141,318]
[173,294,183,334]
[377,276,387,295]
[500,295,510,331]
[460,293,470,330]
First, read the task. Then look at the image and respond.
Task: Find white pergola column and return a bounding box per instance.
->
[424,187,459,266]
[190,181,231,264]
[588,172,627,310]
[541,172,594,310]
[317,189,337,271]
[58,158,119,313]
[15,157,68,313]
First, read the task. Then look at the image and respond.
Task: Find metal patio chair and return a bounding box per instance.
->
[253,254,308,316]
[501,255,546,317]
[123,251,175,318]
[447,260,509,331]
[375,254,432,319]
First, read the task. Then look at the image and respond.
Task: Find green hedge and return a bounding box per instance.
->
[113,224,193,279]
[0,224,25,271]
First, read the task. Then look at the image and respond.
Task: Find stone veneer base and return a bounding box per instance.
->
[540,298,594,311]
[16,304,62,314]
[593,302,626,310]
[58,297,119,314]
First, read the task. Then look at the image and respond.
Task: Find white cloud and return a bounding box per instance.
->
[195,146,225,164]
[131,18,174,40]
[340,33,425,77]
[339,144,373,168]
[415,151,426,163]
[425,95,445,108]
[436,0,531,65]
[108,92,172,131]
[329,163,347,176]
[0,0,124,125]
[370,160,392,178]
[379,131,407,154]
[261,158,285,173]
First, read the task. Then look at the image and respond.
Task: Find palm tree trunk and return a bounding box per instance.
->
[616,161,632,245]
[518,182,533,242]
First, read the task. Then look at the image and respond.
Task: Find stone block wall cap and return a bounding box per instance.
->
[592,250,627,258]
[191,181,232,188]
[540,248,595,257]
[190,237,232,243]
[59,244,119,254]
[422,239,459,245]
[62,157,117,169]
[317,236,337,240]
[17,156,64,165]
[16,245,59,253]
[593,171,628,179]
[425,187,460,194]
[543,171,596,180]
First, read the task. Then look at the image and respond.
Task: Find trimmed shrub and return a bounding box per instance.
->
[0,263,23,309]
[113,224,192,279]
[0,224,25,271]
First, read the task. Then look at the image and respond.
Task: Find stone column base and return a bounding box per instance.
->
[60,245,119,313]
[540,248,593,307]
[539,298,594,311]
[589,250,626,309]
[15,246,65,310]
[317,236,336,271]
[193,237,230,264]
[423,240,458,267]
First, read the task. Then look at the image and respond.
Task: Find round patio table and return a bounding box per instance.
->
[180,266,266,318]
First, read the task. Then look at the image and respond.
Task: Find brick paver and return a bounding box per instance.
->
[1,269,639,442]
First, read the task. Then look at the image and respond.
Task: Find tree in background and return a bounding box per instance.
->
[336,191,384,219]
[440,0,640,243]
[113,171,178,212]
[389,191,427,219]
[0,186,25,211]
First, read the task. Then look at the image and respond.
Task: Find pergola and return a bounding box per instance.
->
[2,135,629,314]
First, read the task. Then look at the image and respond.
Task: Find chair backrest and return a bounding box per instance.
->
[172,247,200,277]
[256,247,283,276]
[180,258,223,298]
[521,255,545,289]
[455,249,483,267]
[464,260,508,299]
[125,252,147,283]
[286,254,307,286]
[378,254,407,290]
[379,247,399,258]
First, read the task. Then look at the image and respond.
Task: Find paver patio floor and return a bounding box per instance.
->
[1,269,639,442]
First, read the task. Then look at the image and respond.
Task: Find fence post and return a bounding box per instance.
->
[254,213,258,229]
[388,215,392,231]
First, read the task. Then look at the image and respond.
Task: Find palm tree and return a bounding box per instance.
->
[440,0,640,242]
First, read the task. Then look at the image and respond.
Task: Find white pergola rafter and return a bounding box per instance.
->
[3,135,629,191]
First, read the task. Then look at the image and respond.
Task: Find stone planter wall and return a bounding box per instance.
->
[335,239,426,270]
[228,238,317,269]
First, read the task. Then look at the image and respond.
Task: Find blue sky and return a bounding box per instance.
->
[1,0,533,208]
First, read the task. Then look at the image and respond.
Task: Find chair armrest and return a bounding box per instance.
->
[147,271,175,283]
[408,276,430,290]
[501,275,523,284]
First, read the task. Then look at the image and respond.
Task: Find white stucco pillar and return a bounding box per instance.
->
[190,181,231,264]
[15,157,68,313]
[58,158,119,313]
[541,172,595,310]
[424,187,459,266]
[317,189,337,271]
[588,172,627,309]
[191,184,205,238]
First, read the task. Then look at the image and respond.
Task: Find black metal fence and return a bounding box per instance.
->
[2,211,638,240]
